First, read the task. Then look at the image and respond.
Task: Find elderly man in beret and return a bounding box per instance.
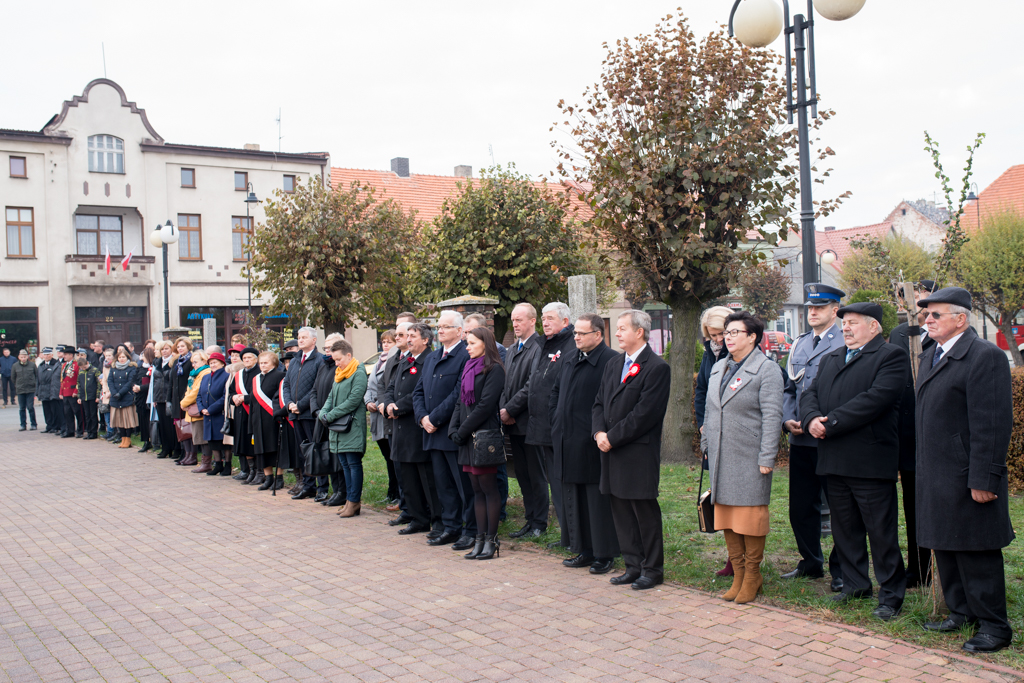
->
[800,301,909,621]
[915,287,1014,653]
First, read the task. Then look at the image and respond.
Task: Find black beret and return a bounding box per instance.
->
[240,346,261,358]
[918,286,972,311]
[837,302,884,325]
[918,279,937,293]
[282,351,297,361]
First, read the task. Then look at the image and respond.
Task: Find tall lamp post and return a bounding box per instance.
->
[244,183,259,319]
[149,219,180,329]
[798,247,837,280]
[728,0,865,327]
[966,182,987,339]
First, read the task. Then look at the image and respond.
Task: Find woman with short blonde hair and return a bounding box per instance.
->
[180,350,212,472]
[107,348,139,448]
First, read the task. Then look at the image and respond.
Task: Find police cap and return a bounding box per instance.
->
[804,283,845,307]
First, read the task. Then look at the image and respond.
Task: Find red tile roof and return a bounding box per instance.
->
[810,221,894,272]
[329,168,591,224]
[961,164,1024,232]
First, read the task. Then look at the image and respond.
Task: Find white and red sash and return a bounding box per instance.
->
[235,370,250,414]
[278,378,293,427]
[254,374,275,416]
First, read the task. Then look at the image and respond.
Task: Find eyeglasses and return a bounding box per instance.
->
[573,330,599,338]
[436,325,460,331]
[723,329,750,338]
[923,311,961,320]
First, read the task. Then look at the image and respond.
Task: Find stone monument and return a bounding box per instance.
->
[568,274,598,321]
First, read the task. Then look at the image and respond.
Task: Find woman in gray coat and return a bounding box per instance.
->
[700,311,783,605]
[363,330,399,504]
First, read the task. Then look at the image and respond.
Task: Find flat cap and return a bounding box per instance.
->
[283,339,299,349]
[837,302,884,325]
[804,282,845,307]
[918,286,972,311]
[918,279,937,293]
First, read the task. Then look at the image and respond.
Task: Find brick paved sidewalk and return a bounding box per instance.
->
[0,429,1018,683]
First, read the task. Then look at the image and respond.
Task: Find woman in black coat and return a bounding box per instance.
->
[247,352,286,491]
[229,348,260,483]
[449,326,506,560]
[151,342,177,458]
[132,347,155,453]
[169,338,193,463]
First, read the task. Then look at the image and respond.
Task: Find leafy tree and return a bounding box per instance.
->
[554,14,842,461]
[421,165,590,342]
[848,290,898,340]
[923,131,985,282]
[955,210,1024,367]
[246,177,420,336]
[840,233,934,301]
[739,262,790,324]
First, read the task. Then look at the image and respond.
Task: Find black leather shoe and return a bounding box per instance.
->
[610,572,640,586]
[398,523,429,535]
[137,443,151,453]
[18,427,26,431]
[313,491,329,503]
[962,633,1011,653]
[831,590,871,603]
[924,617,974,633]
[61,433,74,438]
[590,559,614,575]
[292,487,316,500]
[632,576,663,590]
[387,515,412,527]
[451,534,475,551]
[872,604,901,621]
[426,528,443,541]
[428,530,459,546]
[156,451,170,459]
[323,492,346,507]
[508,524,533,539]
[830,577,844,593]
[781,567,824,580]
[562,554,596,568]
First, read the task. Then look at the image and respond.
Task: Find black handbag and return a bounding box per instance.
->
[471,428,508,467]
[325,412,353,433]
[301,422,339,476]
[697,465,715,533]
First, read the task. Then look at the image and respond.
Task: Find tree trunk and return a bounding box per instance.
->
[997,316,1024,368]
[662,296,701,464]
[324,319,347,338]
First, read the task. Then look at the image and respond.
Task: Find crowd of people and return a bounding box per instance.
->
[7,283,1015,653]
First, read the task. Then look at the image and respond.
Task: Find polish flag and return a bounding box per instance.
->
[104,246,111,275]
[121,250,133,271]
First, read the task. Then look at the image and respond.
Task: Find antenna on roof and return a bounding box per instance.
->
[275,108,282,153]
[489,144,495,167]
[102,43,107,79]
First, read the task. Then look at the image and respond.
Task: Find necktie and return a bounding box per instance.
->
[578,351,588,363]
[932,345,944,368]
[621,356,632,382]
[812,335,820,350]
[845,348,860,364]
[441,351,448,361]
[518,341,524,352]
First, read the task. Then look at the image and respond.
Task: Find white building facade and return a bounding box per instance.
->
[1,79,329,354]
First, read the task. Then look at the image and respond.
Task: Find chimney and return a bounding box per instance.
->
[824,226,836,231]
[454,165,472,178]
[244,143,260,151]
[391,157,410,178]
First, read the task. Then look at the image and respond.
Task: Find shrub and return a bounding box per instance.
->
[1010,368,1024,492]
[848,290,898,339]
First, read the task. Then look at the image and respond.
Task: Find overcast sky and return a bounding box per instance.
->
[3,1,1020,230]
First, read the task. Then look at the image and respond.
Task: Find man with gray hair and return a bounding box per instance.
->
[381,322,414,524]
[284,326,326,500]
[525,301,577,546]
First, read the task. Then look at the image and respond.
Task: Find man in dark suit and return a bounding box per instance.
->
[915,287,1014,653]
[383,323,441,535]
[500,303,546,538]
[414,310,472,549]
[888,279,938,587]
[593,310,671,590]
[379,323,412,521]
[551,314,620,574]
[800,302,909,621]
[283,327,326,500]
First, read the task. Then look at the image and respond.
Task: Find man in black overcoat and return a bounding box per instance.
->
[380,322,412,524]
[309,334,345,507]
[550,314,620,574]
[283,327,325,500]
[915,287,1015,653]
[383,324,441,535]
[800,302,909,621]
[500,303,547,538]
[888,279,937,587]
[593,310,671,590]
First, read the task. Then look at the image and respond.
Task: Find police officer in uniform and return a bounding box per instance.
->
[781,283,845,591]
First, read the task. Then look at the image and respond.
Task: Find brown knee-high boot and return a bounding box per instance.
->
[735,535,766,604]
[721,529,746,601]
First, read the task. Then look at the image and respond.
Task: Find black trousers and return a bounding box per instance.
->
[376,438,400,500]
[135,401,150,444]
[62,396,82,435]
[899,469,932,587]
[609,495,664,581]
[81,400,98,436]
[43,399,64,432]
[430,449,474,534]
[398,461,441,529]
[563,482,619,560]
[827,474,906,608]
[789,445,842,579]
[515,437,550,531]
[158,406,177,454]
[934,549,1012,639]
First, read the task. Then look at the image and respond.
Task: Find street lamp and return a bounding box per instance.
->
[728,0,865,325]
[797,248,837,281]
[244,183,259,319]
[149,219,180,329]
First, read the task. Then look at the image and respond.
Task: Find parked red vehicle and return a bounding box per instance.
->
[760,330,793,361]
[995,311,1024,353]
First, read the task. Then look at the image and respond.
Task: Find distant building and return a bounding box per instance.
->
[961,165,1024,232]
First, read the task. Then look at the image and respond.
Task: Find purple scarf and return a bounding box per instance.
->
[460,357,486,405]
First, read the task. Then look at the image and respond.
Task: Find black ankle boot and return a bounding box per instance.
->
[272,475,284,490]
[137,443,151,453]
[243,468,257,485]
[220,461,233,476]
[251,472,267,487]
[476,535,500,560]
[464,534,485,559]
[258,473,274,490]
[207,462,224,476]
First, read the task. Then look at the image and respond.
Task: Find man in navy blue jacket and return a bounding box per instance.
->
[283,327,325,500]
[413,310,472,549]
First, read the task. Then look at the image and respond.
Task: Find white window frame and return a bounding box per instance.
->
[87,135,125,174]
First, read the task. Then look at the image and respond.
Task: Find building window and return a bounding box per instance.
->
[232,216,252,261]
[181,168,195,187]
[75,214,123,255]
[87,135,125,174]
[5,207,34,257]
[9,156,26,178]
[177,214,202,260]
[0,307,39,357]
[234,171,248,191]
[283,175,296,193]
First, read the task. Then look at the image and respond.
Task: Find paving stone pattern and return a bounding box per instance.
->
[0,427,1018,682]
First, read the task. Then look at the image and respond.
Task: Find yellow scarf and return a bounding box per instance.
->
[334,358,359,383]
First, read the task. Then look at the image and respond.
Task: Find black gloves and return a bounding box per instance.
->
[450,432,466,447]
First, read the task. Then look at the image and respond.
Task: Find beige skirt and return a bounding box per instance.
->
[110,407,138,429]
[714,504,769,536]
